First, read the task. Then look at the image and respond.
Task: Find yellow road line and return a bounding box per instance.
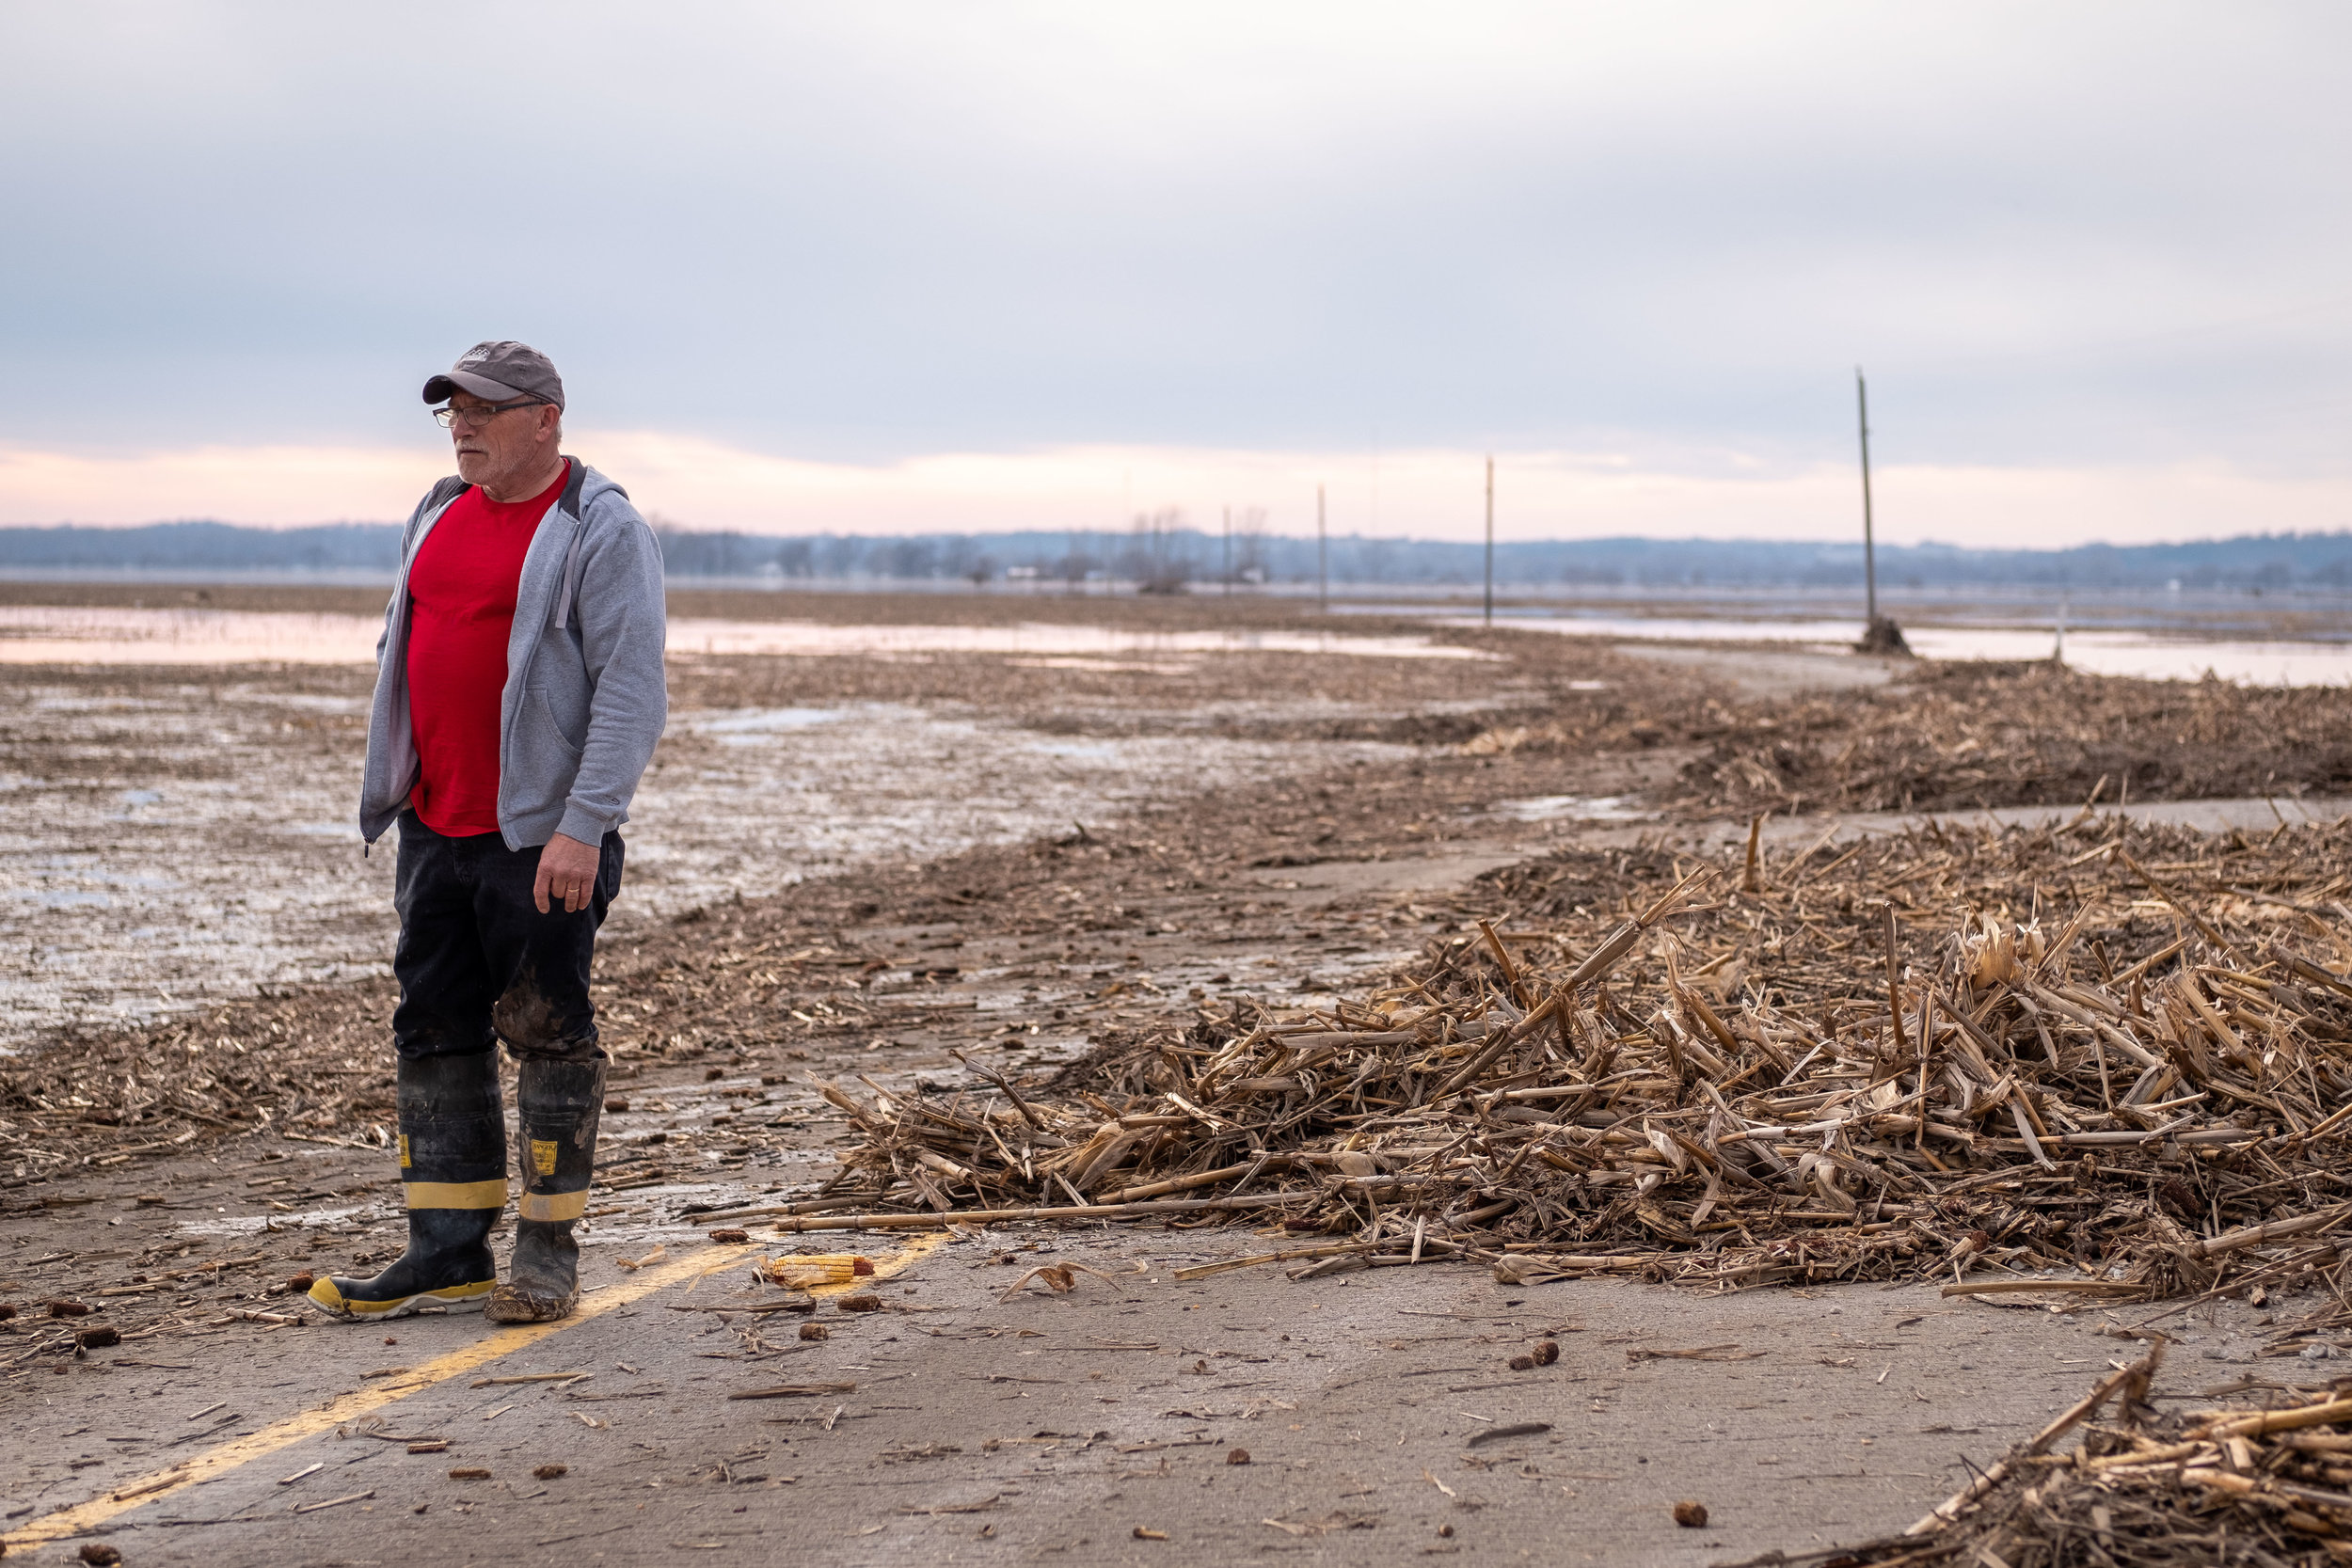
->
[4,1231,949,1548]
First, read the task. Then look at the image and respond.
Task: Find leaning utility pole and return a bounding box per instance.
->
[1316,485,1328,614]
[1483,455,1495,628]
[1854,367,1909,655]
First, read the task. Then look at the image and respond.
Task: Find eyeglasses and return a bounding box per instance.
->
[433,398,547,429]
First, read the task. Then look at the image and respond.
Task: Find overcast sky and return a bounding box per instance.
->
[3,3,2347,543]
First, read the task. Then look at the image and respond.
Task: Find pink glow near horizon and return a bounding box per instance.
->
[4,435,2347,549]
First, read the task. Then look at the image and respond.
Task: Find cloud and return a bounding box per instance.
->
[0,5,2347,499]
[6,434,2343,550]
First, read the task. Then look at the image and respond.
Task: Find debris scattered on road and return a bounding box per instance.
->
[808,819,2352,1307]
[1673,1499,1709,1528]
[1465,1421,1551,1449]
[726,1381,858,1401]
[995,1261,1123,1303]
[533,1463,568,1480]
[1806,1345,2273,1564]
[763,1254,870,1288]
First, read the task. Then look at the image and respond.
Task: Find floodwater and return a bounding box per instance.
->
[1488,794,1658,824]
[0,606,1490,666]
[1451,613,2352,686]
[0,606,388,664]
[0,679,1407,1050]
[8,602,2346,684]
[9,592,2346,1048]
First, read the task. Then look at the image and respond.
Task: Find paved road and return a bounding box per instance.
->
[8,1212,2276,1567]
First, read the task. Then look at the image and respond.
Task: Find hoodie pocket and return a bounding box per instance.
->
[526,688,584,765]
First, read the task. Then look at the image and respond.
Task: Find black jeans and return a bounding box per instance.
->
[390,812,623,1064]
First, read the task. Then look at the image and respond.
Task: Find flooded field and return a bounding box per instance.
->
[0,672,1414,1049]
[1456,611,2352,685]
[0,604,1489,666]
[9,579,2350,1051]
[0,591,1563,1045]
[13,597,2343,685]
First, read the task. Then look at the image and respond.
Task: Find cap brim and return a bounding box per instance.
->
[422,370,528,404]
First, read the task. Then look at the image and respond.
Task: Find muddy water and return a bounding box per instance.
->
[0,606,385,664]
[0,674,1406,1050]
[1449,612,2352,685]
[0,606,1489,666]
[16,602,2343,684]
[1,609,1482,1047]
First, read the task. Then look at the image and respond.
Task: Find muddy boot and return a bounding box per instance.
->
[487,1057,603,1323]
[310,1052,505,1321]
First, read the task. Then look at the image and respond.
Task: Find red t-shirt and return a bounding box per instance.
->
[405,461,569,836]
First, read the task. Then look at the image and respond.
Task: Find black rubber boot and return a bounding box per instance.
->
[311,1052,505,1321]
[487,1057,603,1323]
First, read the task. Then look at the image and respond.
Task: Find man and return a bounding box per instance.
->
[312,341,666,1324]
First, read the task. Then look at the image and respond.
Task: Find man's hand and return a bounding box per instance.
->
[533,832,602,914]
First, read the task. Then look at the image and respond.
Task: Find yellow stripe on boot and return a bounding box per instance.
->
[517,1189,588,1223]
[403,1179,509,1211]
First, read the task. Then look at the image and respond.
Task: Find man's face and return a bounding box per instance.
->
[447,393,559,490]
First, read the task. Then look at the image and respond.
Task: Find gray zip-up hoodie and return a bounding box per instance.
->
[359,459,667,851]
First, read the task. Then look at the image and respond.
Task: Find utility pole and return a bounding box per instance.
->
[1222,505,1232,597]
[1483,455,1495,628]
[1855,367,1908,655]
[1858,369,1876,626]
[1316,485,1328,614]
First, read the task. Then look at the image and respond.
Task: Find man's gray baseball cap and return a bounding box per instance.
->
[422,341,564,411]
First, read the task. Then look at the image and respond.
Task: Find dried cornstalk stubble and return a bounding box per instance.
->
[1779,1340,2352,1568]
[814,816,2352,1307]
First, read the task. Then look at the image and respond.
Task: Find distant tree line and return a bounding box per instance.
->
[0,521,400,572]
[9,519,2352,592]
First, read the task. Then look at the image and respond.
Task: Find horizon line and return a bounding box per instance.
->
[9,516,2352,558]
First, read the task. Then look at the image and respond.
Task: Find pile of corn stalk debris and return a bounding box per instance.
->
[787,815,2352,1304]
[1772,1344,2352,1568]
